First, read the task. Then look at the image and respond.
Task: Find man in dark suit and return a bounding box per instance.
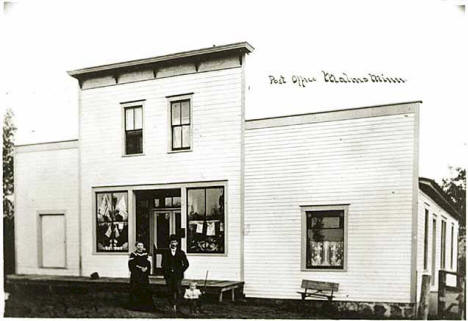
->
[161,234,189,312]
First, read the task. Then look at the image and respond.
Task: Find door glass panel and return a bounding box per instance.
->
[156,213,170,249]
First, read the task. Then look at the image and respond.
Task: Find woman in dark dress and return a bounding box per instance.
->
[128,242,154,312]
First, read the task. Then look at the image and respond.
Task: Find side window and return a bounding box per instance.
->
[302,205,348,271]
[124,105,143,155]
[170,98,191,151]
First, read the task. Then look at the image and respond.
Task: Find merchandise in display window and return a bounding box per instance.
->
[187,187,225,254]
[96,192,129,252]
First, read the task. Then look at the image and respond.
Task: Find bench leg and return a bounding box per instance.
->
[219,291,223,303]
[232,288,235,302]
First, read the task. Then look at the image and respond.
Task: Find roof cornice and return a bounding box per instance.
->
[68,42,254,79]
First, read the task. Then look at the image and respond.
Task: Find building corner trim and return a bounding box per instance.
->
[410,102,421,303]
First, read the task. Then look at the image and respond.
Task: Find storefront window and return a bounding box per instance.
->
[305,209,345,270]
[187,187,225,254]
[96,192,129,252]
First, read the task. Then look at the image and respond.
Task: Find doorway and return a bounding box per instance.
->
[152,210,181,275]
[135,188,182,276]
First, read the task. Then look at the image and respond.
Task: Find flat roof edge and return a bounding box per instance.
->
[15,139,79,148]
[246,101,421,130]
[68,42,254,78]
[246,101,422,123]
[15,139,79,154]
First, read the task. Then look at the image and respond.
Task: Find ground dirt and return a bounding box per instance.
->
[3,289,391,319]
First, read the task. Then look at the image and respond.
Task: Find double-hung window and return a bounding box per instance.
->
[170,99,191,150]
[124,105,143,155]
[301,205,348,271]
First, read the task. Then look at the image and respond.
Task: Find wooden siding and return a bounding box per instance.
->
[244,111,417,302]
[15,146,79,276]
[79,67,243,280]
[416,190,459,300]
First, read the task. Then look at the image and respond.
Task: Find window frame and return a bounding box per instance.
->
[167,94,193,153]
[300,204,349,272]
[95,191,130,253]
[121,100,145,157]
[186,186,226,255]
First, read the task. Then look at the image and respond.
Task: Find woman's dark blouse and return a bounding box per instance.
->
[128,250,151,284]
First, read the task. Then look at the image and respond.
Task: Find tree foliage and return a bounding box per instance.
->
[441,167,466,274]
[3,108,16,275]
[441,167,466,217]
[3,108,16,218]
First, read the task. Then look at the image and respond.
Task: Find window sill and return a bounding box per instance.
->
[187,253,227,257]
[168,149,192,154]
[122,153,145,157]
[301,268,347,272]
[93,251,130,255]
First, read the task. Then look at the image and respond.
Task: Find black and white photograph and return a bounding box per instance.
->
[1,1,466,319]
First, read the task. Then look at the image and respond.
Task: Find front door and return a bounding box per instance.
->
[152,210,181,275]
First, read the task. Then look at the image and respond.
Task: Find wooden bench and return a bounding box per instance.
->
[297,279,339,301]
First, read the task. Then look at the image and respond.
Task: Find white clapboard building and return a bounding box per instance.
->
[14,42,461,314]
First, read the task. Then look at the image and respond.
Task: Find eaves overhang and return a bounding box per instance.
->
[419,177,464,222]
[67,42,254,80]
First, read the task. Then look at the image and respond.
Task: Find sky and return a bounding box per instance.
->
[1,0,467,183]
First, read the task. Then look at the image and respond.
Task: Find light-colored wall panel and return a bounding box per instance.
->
[15,147,79,275]
[244,111,417,303]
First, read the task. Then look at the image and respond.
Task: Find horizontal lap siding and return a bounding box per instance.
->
[15,148,79,275]
[80,68,242,280]
[244,113,416,302]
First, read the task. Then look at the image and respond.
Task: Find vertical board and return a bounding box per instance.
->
[41,214,66,268]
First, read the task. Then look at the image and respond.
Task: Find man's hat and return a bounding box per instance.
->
[169,234,178,241]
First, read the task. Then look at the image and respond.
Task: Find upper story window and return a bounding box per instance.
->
[170,99,191,151]
[124,105,143,155]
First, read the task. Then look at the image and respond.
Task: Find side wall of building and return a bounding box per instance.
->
[244,103,418,302]
[79,66,243,280]
[14,142,80,275]
[416,190,459,302]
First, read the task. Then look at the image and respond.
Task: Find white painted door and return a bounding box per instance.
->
[41,214,66,268]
